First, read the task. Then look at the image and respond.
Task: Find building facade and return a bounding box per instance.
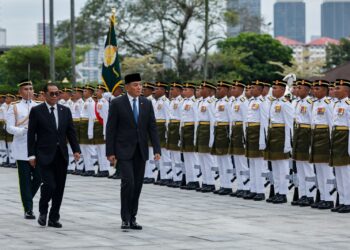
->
[37,23,51,45]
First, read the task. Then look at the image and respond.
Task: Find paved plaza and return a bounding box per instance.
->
[0,167,349,250]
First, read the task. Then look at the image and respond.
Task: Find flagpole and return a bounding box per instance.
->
[49,0,55,82]
[70,0,76,86]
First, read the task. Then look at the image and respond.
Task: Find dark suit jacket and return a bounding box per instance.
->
[27,103,80,167]
[106,94,161,161]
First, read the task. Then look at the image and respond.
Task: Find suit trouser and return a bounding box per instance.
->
[80,144,96,171]
[296,161,315,198]
[39,148,67,221]
[217,155,233,188]
[233,155,250,190]
[335,166,350,205]
[170,151,183,182]
[95,144,110,172]
[144,147,155,179]
[7,142,15,164]
[67,144,76,171]
[315,163,334,201]
[17,160,41,212]
[119,144,145,222]
[159,148,172,180]
[198,153,215,185]
[249,157,265,194]
[271,160,290,195]
[183,152,198,183]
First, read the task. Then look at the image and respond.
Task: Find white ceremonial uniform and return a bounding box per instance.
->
[72,98,84,171]
[268,97,294,196]
[197,96,216,186]
[311,96,335,202]
[211,96,233,189]
[144,95,157,180]
[246,96,269,194]
[231,94,250,191]
[294,96,315,199]
[0,103,7,164]
[95,97,110,172]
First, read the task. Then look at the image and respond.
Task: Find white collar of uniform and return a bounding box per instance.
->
[203,96,211,102]
[185,95,194,100]
[157,94,166,101]
[21,99,32,104]
[318,96,326,102]
[127,92,139,102]
[45,101,57,110]
[220,96,227,101]
[175,95,182,101]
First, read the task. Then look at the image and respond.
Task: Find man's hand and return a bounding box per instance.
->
[74,152,80,162]
[29,159,36,168]
[107,155,117,165]
[154,153,161,161]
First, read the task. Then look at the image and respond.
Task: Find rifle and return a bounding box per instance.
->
[287,159,299,202]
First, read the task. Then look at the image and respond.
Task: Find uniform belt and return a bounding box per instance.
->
[215,122,229,126]
[334,126,349,131]
[183,122,194,126]
[73,118,80,122]
[269,123,285,128]
[232,121,243,126]
[312,124,328,129]
[247,122,260,127]
[170,119,180,123]
[0,119,4,122]
[296,123,311,129]
[156,119,166,123]
[199,121,210,125]
[80,118,89,121]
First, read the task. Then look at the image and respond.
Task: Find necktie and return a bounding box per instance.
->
[50,106,57,129]
[133,98,139,124]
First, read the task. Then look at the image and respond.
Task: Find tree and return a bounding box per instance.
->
[217,33,293,82]
[0,46,88,88]
[325,38,350,70]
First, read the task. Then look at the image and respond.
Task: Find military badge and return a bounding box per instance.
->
[185,104,191,111]
[234,105,240,112]
[317,107,325,115]
[201,106,207,112]
[300,106,307,113]
[157,104,162,110]
[252,103,259,110]
[275,105,281,113]
[173,104,178,110]
[219,105,225,111]
[338,108,345,116]
[97,104,102,110]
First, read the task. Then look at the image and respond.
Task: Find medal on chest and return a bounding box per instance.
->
[317,107,325,115]
[338,107,345,116]
[218,105,225,112]
[300,106,307,114]
[184,104,191,111]
[173,104,178,110]
[201,106,207,112]
[251,103,259,110]
[157,104,162,110]
[97,104,102,110]
[275,104,281,113]
[234,104,240,112]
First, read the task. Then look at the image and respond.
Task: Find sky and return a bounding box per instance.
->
[0,0,323,46]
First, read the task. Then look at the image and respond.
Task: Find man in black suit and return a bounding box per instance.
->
[27,83,81,228]
[106,73,161,230]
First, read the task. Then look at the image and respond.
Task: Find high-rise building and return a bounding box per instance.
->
[274,0,306,43]
[321,0,350,40]
[227,0,261,37]
[37,23,51,45]
[0,28,6,46]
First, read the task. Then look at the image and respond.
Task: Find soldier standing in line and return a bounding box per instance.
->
[6,80,41,219]
[0,94,7,167]
[309,80,335,210]
[330,79,350,213]
[211,81,233,195]
[229,81,250,198]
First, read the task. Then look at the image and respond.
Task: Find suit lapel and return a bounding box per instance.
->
[137,98,143,125]
[57,104,64,131]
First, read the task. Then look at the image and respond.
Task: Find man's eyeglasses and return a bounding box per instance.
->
[48,91,60,97]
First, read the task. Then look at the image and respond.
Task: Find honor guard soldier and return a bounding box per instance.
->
[3,94,16,167]
[291,80,316,206]
[166,82,184,187]
[264,80,294,204]
[143,82,157,183]
[6,79,41,219]
[329,79,350,213]
[211,81,233,195]
[196,81,217,192]
[179,82,199,190]
[229,81,250,198]
[245,85,252,99]
[309,80,335,210]
[244,80,269,200]
[0,95,7,166]
[153,81,172,185]
[80,84,97,176]
[94,84,111,177]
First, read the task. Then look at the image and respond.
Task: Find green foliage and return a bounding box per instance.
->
[217,33,293,82]
[326,38,350,70]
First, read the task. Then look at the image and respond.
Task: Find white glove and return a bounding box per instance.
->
[283,147,292,154]
[259,144,266,150]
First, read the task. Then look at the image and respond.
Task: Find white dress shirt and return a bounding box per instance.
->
[127,93,139,114]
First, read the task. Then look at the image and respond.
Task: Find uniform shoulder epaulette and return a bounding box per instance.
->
[282,98,288,102]
[346,100,350,105]
[306,98,313,104]
[161,96,167,101]
[240,97,246,102]
[191,97,196,102]
[11,101,19,105]
[268,96,274,102]
[259,97,264,102]
[324,98,331,104]
[225,97,229,102]
[208,99,213,103]
[35,100,43,103]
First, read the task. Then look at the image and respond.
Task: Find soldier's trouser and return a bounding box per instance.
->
[335,166,350,205]
[7,142,15,164]
[80,144,96,172]
[17,160,41,212]
[296,161,315,198]
[234,155,250,191]
[183,152,197,183]
[315,163,334,201]
[198,153,215,185]
[159,148,172,180]
[144,147,155,179]
[271,160,289,195]
[67,144,76,171]
[170,151,183,182]
[95,144,110,172]
[0,140,6,164]
[249,157,265,194]
[217,155,233,189]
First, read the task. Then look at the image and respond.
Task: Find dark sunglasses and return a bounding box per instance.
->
[48,91,60,97]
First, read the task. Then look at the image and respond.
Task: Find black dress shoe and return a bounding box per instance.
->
[94,171,109,177]
[81,170,95,176]
[24,210,36,220]
[201,185,214,193]
[130,221,142,230]
[171,181,182,188]
[272,194,287,204]
[112,174,121,179]
[253,193,265,201]
[318,201,334,210]
[331,204,345,212]
[48,220,62,228]
[230,190,241,197]
[311,200,323,209]
[213,187,223,194]
[338,205,350,213]
[238,190,250,198]
[299,197,314,207]
[67,170,74,174]
[121,221,130,229]
[108,173,116,179]
[291,196,305,206]
[186,182,198,190]
[38,214,47,226]
[243,192,256,200]
[218,188,232,195]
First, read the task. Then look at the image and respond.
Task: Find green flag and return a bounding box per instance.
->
[102,11,122,93]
